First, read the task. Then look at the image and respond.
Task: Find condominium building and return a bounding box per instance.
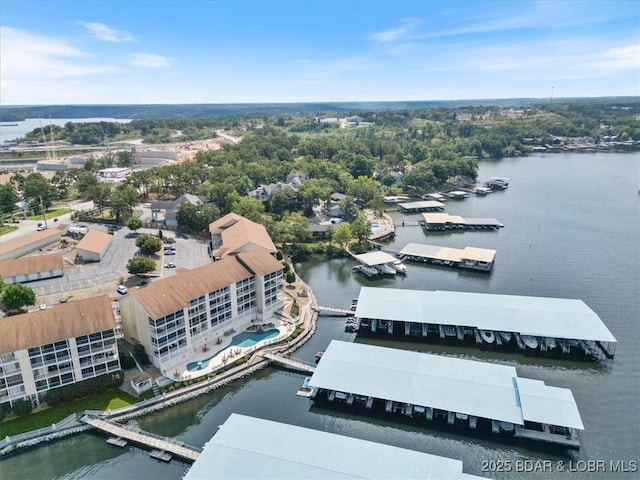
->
[117,248,284,375]
[0,296,122,408]
[209,213,277,260]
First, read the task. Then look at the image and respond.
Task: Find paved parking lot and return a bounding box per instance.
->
[28,227,211,298]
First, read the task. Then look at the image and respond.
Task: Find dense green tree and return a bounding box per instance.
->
[75,170,99,197]
[285,270,296,285]
[339,196,358,222]
[110,184,138,222]
[350,213,372,243]
[0,183,19,218]
[270,211,310,245]
[1,283,36,313]
[91,183,112,215]
[231,196,265,223]
[126,218,143,232]
[126,257,156,276]
[135,234,163,255]
[22,173,58,214]
[347,176,383,206]
[332,223,352,249]
[176,202,219,232]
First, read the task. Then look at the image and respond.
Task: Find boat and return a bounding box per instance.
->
[487,177,509,190]
[479,330,496,344]
[344,323,357,332]
[376,263,397,276]
[456,413,469,420]
[500,422,515,432]
[474,186,493,196]
[521,335,539,350]
[447,190,469,200]
[356,265,379,277]
[150,450,172,462]
[391,259,407,274]
[315,351,324,361]
[302,377,312,390]
[498,332,512,343]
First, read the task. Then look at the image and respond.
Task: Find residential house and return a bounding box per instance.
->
[151,194,207,227]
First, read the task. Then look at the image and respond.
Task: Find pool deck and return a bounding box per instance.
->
[366,209,396,241]
[169,319,296,381]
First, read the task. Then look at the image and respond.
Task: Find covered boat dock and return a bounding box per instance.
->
[184,413,483,479]
[310,341,584,448]
[420,213,503,231]
[353,287,617,360]
[399,243,496,272]
[398,200,445,213]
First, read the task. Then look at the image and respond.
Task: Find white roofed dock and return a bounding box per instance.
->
[309,341,584,448]
[399,242,497,272]
[354,287,617,360]
[184,414,483,479]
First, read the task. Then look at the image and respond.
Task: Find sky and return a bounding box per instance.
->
[1,0,638,105]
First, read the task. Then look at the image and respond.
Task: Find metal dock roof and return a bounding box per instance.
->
[398,200,445,210]
[354,287,617,343]
[354,251,398,266]
[400,243,496,263]
[421,213,502,226]
[310,341,584,430]
[184,414,483,479]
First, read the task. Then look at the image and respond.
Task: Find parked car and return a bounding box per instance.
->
[165,262,177,268]
[58,296,69,303]
[116,285,128,294]
[36,224,46,231]
[164,250,176,255]
[139,280,149,286]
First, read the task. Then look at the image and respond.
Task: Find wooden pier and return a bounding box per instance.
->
[80,415,201,462]
[260,352,316,374]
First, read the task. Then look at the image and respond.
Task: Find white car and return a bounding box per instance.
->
[165,262,177,268]
[116,285,128,295]
[36,225,46,231]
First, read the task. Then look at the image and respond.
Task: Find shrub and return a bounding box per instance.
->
[45,371,124,406]
[12,399,33,417]
[164,237,176,244]
[276,250,283,260]
[119,352,136,370]
[234,356,249,366]
[133,344,151,366]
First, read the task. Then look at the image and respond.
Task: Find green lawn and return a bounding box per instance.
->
[0,389,139,438]
[0,225,18,236]
[26,208,70,221]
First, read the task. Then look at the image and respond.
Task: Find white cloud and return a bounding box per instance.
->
[129,53,171,68]
[588,44,640,70]
[80,22,135,42]
[0,26,120,80]
[368,18,422,43]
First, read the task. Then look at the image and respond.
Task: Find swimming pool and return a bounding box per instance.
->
[186,328,280,371]
[370,223,380,232]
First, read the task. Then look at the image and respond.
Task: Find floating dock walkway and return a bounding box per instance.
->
[353,287,617,360]
[80,415,201,462]
[259,352,316,373]
[309,341,584,449]
[314,305,353,316]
